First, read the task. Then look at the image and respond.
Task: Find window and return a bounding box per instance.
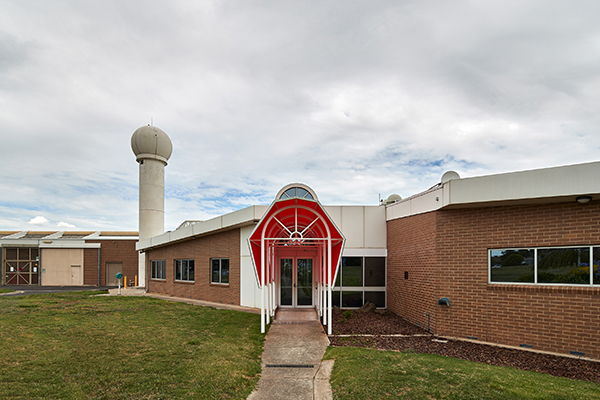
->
[279,187,314,200]
[538,247,590,284]
[175,259,195,282]
[333,256,386,308]
[489,246,600,285]
[489,249,534,283]
[151,260,166,280]
[211,258,229,284]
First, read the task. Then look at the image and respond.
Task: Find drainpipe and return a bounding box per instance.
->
[38,248,42,286]
[97,246,101,286]
[145,251,149,292]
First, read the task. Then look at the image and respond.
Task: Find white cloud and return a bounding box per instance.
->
[1,1,599,231]
[28,216,49,225]
[57,221,76,228]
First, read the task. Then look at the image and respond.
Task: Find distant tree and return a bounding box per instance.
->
[502,253,524,267]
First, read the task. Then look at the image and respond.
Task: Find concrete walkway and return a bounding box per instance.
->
[248,309,333,400]
[103,287,261,313]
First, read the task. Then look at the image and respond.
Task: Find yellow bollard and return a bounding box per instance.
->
[135,275,138,287]
[124,276,127,289]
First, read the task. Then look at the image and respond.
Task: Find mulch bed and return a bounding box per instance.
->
[327,309,600,383]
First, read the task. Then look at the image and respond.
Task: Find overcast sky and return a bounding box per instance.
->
[1,0,599,232]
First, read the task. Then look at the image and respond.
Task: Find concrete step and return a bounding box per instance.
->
[274,308,319,323]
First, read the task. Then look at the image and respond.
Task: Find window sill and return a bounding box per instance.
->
[174,280,195,284]
[487,283,600,295]
[210,282,230,287]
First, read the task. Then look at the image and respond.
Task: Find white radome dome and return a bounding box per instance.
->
[441,171,460,183]
[131,125,173,160]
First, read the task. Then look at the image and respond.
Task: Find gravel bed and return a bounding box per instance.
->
[327,309,600,383]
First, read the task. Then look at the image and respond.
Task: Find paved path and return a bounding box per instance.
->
[0,285,115,297]
[248,309,333,400]
[103,287,261,313]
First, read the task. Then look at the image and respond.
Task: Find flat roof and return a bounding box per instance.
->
[387,161,600,221]
[0,231,139,242]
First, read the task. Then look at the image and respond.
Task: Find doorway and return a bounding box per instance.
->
[279,257,314,308]
[106,262,123,286]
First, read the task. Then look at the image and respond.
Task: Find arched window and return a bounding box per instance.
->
[279,187,314,200]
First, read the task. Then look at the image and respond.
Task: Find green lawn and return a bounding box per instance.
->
[325,347,600,400]
[0,288,15,294]
[0,292,266,399]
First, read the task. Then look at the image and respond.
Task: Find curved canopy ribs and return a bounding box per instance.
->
[248,197,345,334]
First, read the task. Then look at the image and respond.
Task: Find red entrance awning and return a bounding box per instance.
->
[248,197,345,287]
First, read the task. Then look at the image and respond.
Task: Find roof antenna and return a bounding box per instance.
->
[151,117,153,126]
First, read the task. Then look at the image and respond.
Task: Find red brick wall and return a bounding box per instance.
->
[85,240,139,286]
[83,248,100,285]
[389,201,600,359]
[146,228,241,305]
[387,211,438,332]
[435,202,600,359]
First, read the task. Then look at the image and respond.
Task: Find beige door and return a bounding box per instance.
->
[106,262,123,286]
[71,265,82,285]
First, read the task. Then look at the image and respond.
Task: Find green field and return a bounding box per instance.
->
[0,292,266,399]
[3,291,599,399]
[325,347,600,400]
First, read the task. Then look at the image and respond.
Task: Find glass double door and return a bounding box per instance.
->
[280,258,313,307]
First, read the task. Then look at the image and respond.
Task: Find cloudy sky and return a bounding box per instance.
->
[1,0,599,232]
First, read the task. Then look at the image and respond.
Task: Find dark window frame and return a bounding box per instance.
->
[174,259,195,282]
[333,256,386,308]
[211,258,230,285]
[150,260,166,280]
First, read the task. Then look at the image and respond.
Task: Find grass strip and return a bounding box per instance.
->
[324,346,600,400]
[0,291,266,399]
[0,289,15,294]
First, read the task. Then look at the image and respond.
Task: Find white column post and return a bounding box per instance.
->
[322,243,326,325]
[271,245,276,317]
[327,238,332,335]
[261,237,265,333]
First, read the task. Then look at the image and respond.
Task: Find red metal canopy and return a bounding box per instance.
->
[248,197,345,287]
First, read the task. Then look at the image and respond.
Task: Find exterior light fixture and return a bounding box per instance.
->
[576,196,592,204]
[438,297,450,306]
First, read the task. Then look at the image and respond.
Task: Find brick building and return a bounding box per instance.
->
[136,162,599,359]
[0,231,138,286]
[5,162,597,359]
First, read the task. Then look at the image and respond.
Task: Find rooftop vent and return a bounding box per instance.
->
[383,194,402,205]
[441,171,460,184]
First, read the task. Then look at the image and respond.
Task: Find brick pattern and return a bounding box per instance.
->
[146,229,241,305]
[83,248,100,285]
[388,201,600,359]
[387,211,438,332]
[85,240,139,286]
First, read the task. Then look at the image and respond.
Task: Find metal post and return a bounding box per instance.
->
[97,247,101,286]
[271,245,275,318]
[261,236,265,333]
[328,238,332,335]
[322,244,326,326]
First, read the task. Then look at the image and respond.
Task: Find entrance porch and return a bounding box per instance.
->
[248,192,345,335]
